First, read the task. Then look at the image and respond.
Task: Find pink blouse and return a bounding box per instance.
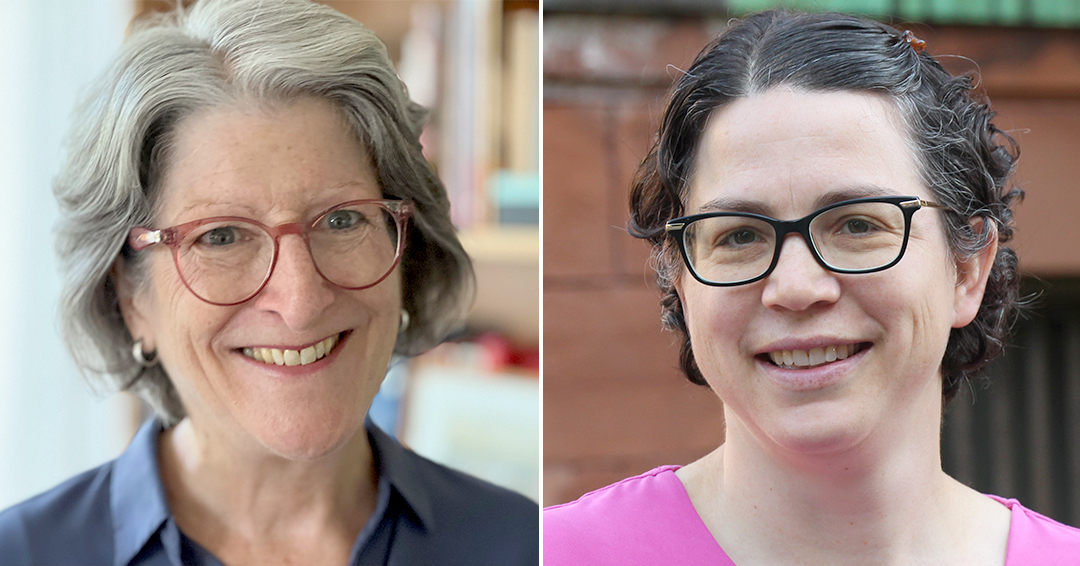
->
[543,465,1080,565]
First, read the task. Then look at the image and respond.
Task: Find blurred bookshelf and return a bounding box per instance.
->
[131,1,539,500]
[326,0,539,501]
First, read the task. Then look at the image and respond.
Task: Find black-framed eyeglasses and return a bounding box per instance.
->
[665,196,949,287]
[128,199,413,306]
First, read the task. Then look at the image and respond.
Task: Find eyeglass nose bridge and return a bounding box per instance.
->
[266,222,306,239]
[763,214,833,278]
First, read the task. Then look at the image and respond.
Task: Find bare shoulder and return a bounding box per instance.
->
[965,486,1012,565]
[673,448,724,519]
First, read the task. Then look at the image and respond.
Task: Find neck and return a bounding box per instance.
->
[722,408,948,548]
[158,416,378,556]
[678,385,1009,566]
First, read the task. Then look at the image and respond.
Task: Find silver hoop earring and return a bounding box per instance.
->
[399,309,410,333]
[132,340,159,368]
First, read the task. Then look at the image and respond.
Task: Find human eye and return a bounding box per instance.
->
[195,225,248,247]
[322,209,368,231]
[688,216,772,255]
[715,225,767,248]
[818,200,906,239]
[837,216,881,235]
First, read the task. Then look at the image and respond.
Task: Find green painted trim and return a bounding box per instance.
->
[727,0,1080,27]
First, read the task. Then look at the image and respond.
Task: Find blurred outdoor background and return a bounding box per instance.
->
[544,0,1080,527]
[0,0,538,511]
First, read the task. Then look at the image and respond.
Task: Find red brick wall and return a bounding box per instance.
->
[543,16,725,507]
[543,14,1080,507]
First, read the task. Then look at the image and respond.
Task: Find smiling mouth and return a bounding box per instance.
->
[764,343,869,369]
[241,332,346,367]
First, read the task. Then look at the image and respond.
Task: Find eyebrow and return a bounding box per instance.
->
[696,185,902,217]
[172,199,258,220]
[167,181,378,222]
[171,199,260,222]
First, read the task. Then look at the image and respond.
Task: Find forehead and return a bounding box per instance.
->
[687,88,925,216]
[158,97,380,222]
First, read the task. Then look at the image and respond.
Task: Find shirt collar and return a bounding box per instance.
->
[109,416,171,566]
[364,417,435,530]
[105,416,435,564]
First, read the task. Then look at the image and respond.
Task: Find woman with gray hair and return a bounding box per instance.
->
[545,10,1079,566]
[0,1,537,564]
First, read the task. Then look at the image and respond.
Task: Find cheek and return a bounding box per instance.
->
[133,258,182,337]
[147,257,229,364]
[377,269,403,314]
[345,271,403,358]
[681,284,758,369]
[914,280,957,354]
[865,259,956,370]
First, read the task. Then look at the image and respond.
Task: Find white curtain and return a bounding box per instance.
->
[0,0,136,510]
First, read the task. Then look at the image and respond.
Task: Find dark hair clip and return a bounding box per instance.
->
[902,30,926,54]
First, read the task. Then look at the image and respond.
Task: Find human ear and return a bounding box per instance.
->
[113,257,155,351]
[952,217,998,328]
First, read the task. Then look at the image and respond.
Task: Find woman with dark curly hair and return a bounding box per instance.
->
[545,11,1080,566]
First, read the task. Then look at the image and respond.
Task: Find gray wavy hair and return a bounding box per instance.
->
[54,0,474,426]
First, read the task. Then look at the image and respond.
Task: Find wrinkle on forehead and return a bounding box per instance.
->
[168,181,376,223]
[155,97,379,226]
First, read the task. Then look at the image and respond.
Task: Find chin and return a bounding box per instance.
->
[764,403,874,457]
[770,428,865,457]
[249,405,365,460]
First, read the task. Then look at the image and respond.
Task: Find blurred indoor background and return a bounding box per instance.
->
[544,0,1080,527]
[0,0,538,510]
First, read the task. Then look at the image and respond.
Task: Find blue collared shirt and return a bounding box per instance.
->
[0,417,538,565]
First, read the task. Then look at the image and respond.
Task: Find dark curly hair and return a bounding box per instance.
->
[628,11,1022,404]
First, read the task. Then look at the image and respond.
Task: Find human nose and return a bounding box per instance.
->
[251,234,336,330]
[760,234,841,311]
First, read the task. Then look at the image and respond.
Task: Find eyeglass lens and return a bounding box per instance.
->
[175,202,401,304]
[683,201,909,284]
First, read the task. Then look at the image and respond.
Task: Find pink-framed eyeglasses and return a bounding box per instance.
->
[127,199,413,306]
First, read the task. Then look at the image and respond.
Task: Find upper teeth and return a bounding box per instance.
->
[242,334,339,367]
[768,344,859,368]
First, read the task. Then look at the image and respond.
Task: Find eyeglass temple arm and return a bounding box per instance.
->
[901,198,949,210]
[395,201,415,217]
[128,227,164,251]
